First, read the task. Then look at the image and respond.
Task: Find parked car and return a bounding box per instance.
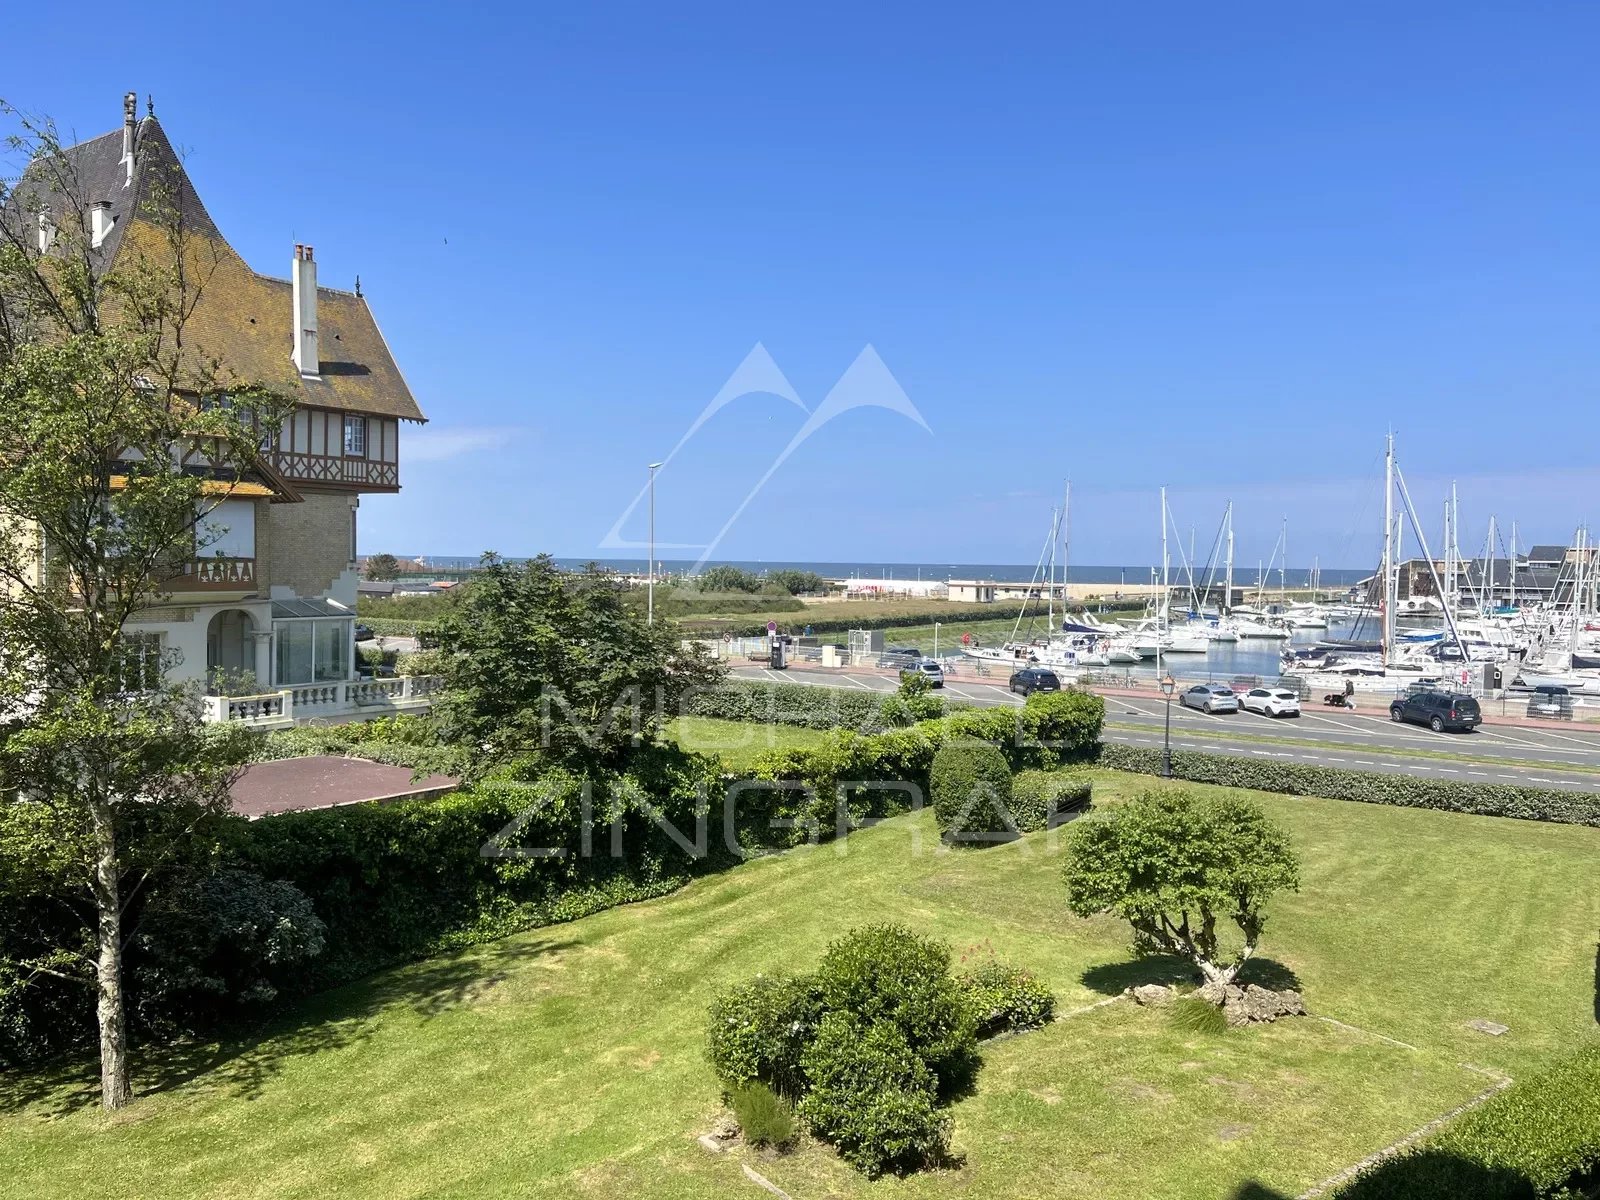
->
[901,659,945,688]
[1526,684,1574,720]
[1180,683,1238,714]
[1389,690,1481,732]
[1009,667,1061,696]
[1240,686,1301,718]
[354,623,374,642]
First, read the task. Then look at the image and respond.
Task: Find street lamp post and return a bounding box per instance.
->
[647,462,663,625]
[934,621,940,660]
[1159,672,1176,778]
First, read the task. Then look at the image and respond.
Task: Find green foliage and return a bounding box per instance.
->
[813,924,976,1090]
[797,1013,949,1177]
[728,1082,798,1149]
[883,671,944,727]
[648,587,806,617]
[1334,1044,1600,1199]
[1095,743,1600,828]
[1170,993,1228,1035]
[955,947,1055,1037]
[685,679,901,733]
[706,974,825,1099]
[697,565,766,594]
[395,648,445,677]
[766,569,829,595]
[363,552,401,581]
[930,741,1017,844]
[1064,789,1300,984]
[432,554,726,772]
[131,868,325,1034]
[1009,769,1093,832]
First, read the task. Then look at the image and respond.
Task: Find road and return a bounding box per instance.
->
[727,665,1600,792]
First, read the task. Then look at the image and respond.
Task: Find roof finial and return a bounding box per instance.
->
[146,94,154,118]
[354,274,363,298]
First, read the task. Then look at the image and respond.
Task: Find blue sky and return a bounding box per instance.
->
[6,2,1597,569]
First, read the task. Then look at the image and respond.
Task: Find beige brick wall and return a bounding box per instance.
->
[260,490,355,598]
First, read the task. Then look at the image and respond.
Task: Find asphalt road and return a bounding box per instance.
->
[726,665,1600,793]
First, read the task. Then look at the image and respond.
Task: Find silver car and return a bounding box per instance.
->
[1180,683,1238,714]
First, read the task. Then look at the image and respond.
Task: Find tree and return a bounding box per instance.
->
[1062,790,1299,989]
[364,552,400,581]
[0,105,285,1106]
[433,554,726,770]
[697,564,762,594]
[767,568,827,596]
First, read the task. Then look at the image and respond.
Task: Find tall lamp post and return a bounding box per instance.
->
[934,621,940,660]
[1159,672,1176,778]
[646,462,663,625]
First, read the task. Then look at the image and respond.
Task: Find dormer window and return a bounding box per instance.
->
[343,415,367,458]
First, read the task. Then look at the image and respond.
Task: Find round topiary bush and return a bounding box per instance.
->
[1009,770,1093,832]
[706,973,825,1098]
[797,1012,949,1177]
[930,740,1016,844]
[812,924,976,1091]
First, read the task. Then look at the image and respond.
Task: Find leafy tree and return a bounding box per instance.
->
[1062,790,1299,988]
[882,670,944,727]
[363,552,400,581]
[0,105,286,1106]
[767,569,828,595]
[697,564,762,594]
[433,553,726,770]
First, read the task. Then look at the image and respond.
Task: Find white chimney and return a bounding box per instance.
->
[37,211,55,253]
[121,91,136,187]
[89,201,113,249]
[291,244,319,377]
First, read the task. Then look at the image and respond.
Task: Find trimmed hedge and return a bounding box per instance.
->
[956,957,1056,1038]
[930,741,1015,843]
[1010,769,1094,832]
[685,679,899,733]
[1334,1043,1600,1198]
[1095,743,1600,828]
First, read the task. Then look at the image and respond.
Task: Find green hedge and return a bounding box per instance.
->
[1334,1043,1600,1198]
[1010,770,1094,832]
[1095,743,1600,828]
[930,742,1014,843]
[685,679,899,733]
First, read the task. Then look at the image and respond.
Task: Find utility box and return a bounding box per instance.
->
[821,644,843,668]
[769,638,787,669]
[1482,663,1503,692]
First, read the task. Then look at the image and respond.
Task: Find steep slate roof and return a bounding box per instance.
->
[1527,544,1569,564]
[9,105,425,423]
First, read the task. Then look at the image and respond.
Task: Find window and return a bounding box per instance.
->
[273,618,353,685]
[343,415,367,457]
[116,633,165,692]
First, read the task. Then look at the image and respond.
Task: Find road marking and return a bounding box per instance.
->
[837,674,874,691]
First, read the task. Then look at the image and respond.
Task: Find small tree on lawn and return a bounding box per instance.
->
[364,552,400,581]
[1062,789,1299,990]
[0,104,285,1107]
[433,553,726,771]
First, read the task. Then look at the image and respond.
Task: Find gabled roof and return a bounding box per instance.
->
[8,105,425,424]
[1527,544,1569,563]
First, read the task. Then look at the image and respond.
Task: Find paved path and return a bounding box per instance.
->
[726,665,1600,792]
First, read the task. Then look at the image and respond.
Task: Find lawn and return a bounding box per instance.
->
[666,715,830,768]
[4,772,1598,1200]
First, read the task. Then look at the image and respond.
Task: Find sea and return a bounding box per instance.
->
[401,556,1373,589]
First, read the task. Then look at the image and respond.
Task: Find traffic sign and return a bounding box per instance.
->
[767,621,778,634]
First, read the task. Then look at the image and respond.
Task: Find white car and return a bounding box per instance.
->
[1241,687,1301,718]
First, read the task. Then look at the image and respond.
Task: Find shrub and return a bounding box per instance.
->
[1171,993,1228,1035]
[1009,769,1093,832]
[707,973,825,1098]
[930,741,1016,844]
[684,679,901,734]
[813,924,976,1090]
[956,954,1055,1037]
[396,648,446,676]
[1335,1043,1600,1198]
[797,1013,949,1177]
[1095,743,1600,829]
[729,1082,797,1149]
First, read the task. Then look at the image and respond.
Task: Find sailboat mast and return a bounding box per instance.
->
[1159,485,1168,677]
[1224,502,1234,614]
[1382,432,1396,663]
[1279,517,1288,602]
[1485,514,1496,612]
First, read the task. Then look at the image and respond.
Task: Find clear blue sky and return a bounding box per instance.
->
[7,2,1597,570]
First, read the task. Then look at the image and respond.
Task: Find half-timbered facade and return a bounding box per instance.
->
[36,96,427,711]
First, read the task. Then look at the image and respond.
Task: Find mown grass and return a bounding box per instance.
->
[4,772,1598,1199]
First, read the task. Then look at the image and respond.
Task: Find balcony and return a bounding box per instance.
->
[201,674,442,728]
[168,556,257,595]
[268,450,399,490]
